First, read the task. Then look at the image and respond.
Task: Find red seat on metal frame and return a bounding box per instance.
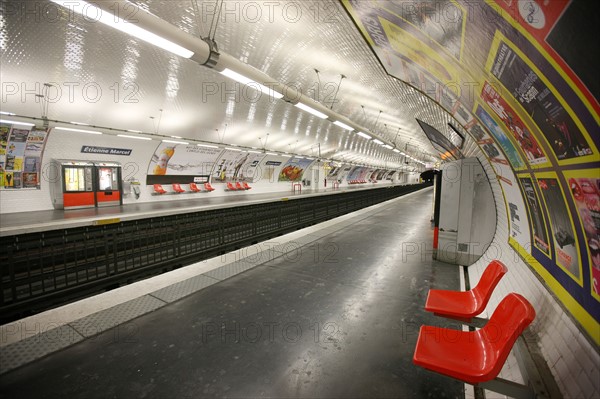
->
[235,182,244,190]
[413,293,535,384]
[226,182,237,191]
[172,183,185,193]
[243,182,251,190]
[425,260,508,321]
[189,183,201,192]
[204,182,215,192]
[153,184,167,194]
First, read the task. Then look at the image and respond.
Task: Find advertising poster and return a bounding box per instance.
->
[278,158,314,182]
[490,37,594,161]
[0,124,9,155]
[147,143,222,176]
[347,167,368,181]
[537,176,581,282]
[519,176,551,256]
[564,171,600,299]
[211,150,266,183]
[492,0,571,44]
[480,82,547,165]
[475,105,525,169]
[260,157,284,182]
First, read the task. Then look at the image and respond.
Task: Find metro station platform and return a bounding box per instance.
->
[1,183,395,237]
[0,188,465,398]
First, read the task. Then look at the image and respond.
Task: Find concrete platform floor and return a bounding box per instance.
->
[0,189,464,398]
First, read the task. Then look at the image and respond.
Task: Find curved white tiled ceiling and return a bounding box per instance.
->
[1,0,480,167]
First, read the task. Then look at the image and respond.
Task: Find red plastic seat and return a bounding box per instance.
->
[243,182,251,190]
[235,182,244,190]
[153,184,167,194]
[204,182,215,192]
[189,183,201,192]
[425,260,508,321]
[413,293,535,384]
[172,183,185,193]
[226,182,237,191]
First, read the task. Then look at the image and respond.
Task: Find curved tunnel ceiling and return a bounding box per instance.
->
[0,0,480,169]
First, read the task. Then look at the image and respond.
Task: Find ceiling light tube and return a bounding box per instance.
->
[118,134,152,140]
[0,111,16,116]
[197,144,219,148]
[225,147,242,152]
[356,131,372,139]
[127,129,142,133]
[393,149,400,153]
[49,0,194,58]
[70,121,89,125]
[0,119,35,127]
[294,102,328,119]
[383,144,393,149]
[55,126,102,134]
[333,121,354,131]
[266,152,279,156]
[220,68,283,99]
[162,139,189,145]
[247,150,262,154]
[372,139,383,145]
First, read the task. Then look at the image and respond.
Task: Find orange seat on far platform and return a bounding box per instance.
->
[235,182,244,190]
[227,182,237,191]
[189,183,201,192]
[243,182,251,190]
[204,182,215,192]
[172,183,185,193]
[153,184,167,194]
[413,293,535,384]
[424,260,508,321]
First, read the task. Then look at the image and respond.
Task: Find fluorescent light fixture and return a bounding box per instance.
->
[372,139,383,145]
[356,131,372,139]
[383,144,393,149]
[220,68,283,99]
[305,157,314,160]
[170,135,182,139]
[127,129,142,133]
[49,0,194,58]
[0,111,16,116]
[393,149,400,153]
[333,121,354,131]
[294,102,328,119]
[225,147,242,152]
[266,152,279,156]
[117,134,152,140]
[70,121,89,125]
[400,152,406,156]
[55,126,102,134]
[247,150,262,154]
[162,139,189,145]
[197,144,219,148]
[0,119,35,126]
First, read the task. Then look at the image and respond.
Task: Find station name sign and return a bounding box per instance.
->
[81,145,132,156]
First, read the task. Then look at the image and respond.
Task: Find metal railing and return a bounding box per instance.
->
[0,183,429,322]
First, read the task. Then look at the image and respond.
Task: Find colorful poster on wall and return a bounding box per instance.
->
[0,124,9,155]
[278,158,314,182]
[489,36,594,162]
[212,150,265,183]
[147,143,222,177]
[564,171,600,299]
[519,176,551,256]
[480,82,548,165]
[537,176,582,283]
[475,105,525,169]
